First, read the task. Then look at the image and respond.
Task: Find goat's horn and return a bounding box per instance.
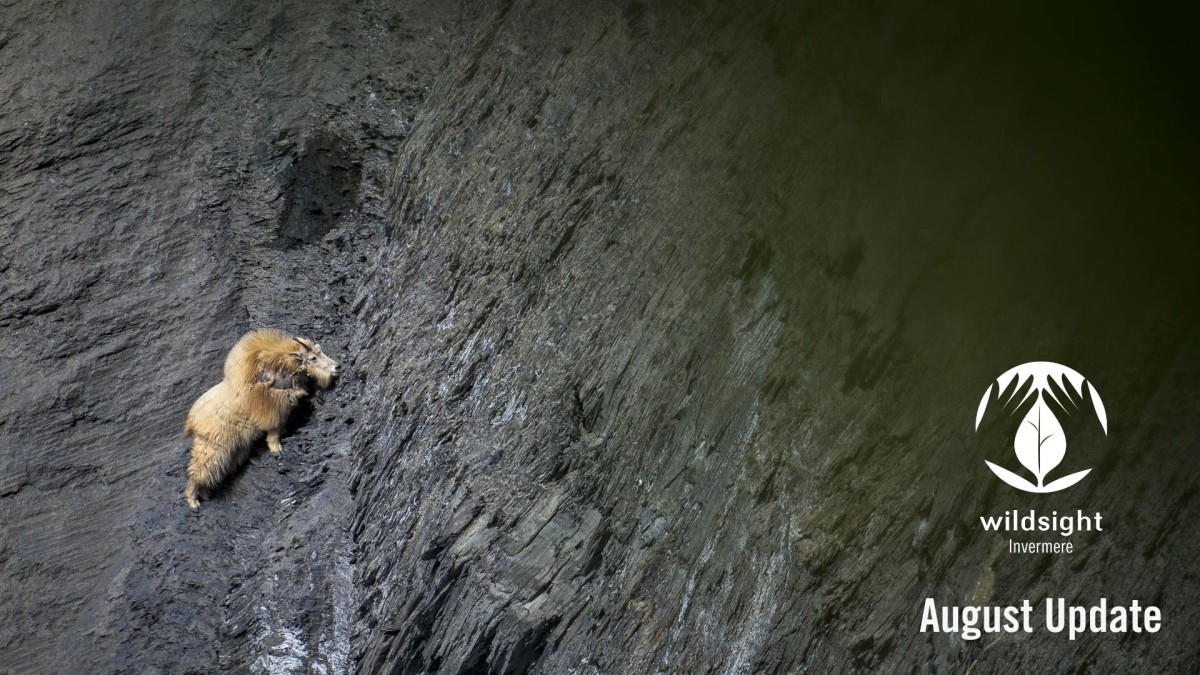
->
[293,337,313,352]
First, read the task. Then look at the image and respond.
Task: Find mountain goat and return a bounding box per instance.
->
[183,328,339,509]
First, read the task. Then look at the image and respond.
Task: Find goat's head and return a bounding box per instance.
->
[292,337,339,388]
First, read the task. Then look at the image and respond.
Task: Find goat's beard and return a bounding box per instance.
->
[307,369,336,389]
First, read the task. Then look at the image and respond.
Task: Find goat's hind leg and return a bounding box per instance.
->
[184,437,222,509]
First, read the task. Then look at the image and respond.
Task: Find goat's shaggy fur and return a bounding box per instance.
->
[183,328,339,509]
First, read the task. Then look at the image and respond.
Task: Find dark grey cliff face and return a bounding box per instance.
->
[2,1,1198,673]
[1,0,457,670]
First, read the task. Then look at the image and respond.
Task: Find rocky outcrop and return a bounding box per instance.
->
[2,0,1197,673]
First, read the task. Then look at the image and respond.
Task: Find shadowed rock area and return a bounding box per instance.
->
[2,0,1198,673]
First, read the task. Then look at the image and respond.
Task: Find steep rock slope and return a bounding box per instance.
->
[1,0,461,671]
[346,1,1199,673]
[1,0,1197,673]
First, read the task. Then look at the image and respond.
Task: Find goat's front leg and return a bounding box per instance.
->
[266,429,283,454]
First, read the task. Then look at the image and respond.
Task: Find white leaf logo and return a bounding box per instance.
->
[1014,396,1064,485]
[976,361,1105,493]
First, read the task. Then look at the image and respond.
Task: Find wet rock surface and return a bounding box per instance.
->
[2,1,1199,673]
